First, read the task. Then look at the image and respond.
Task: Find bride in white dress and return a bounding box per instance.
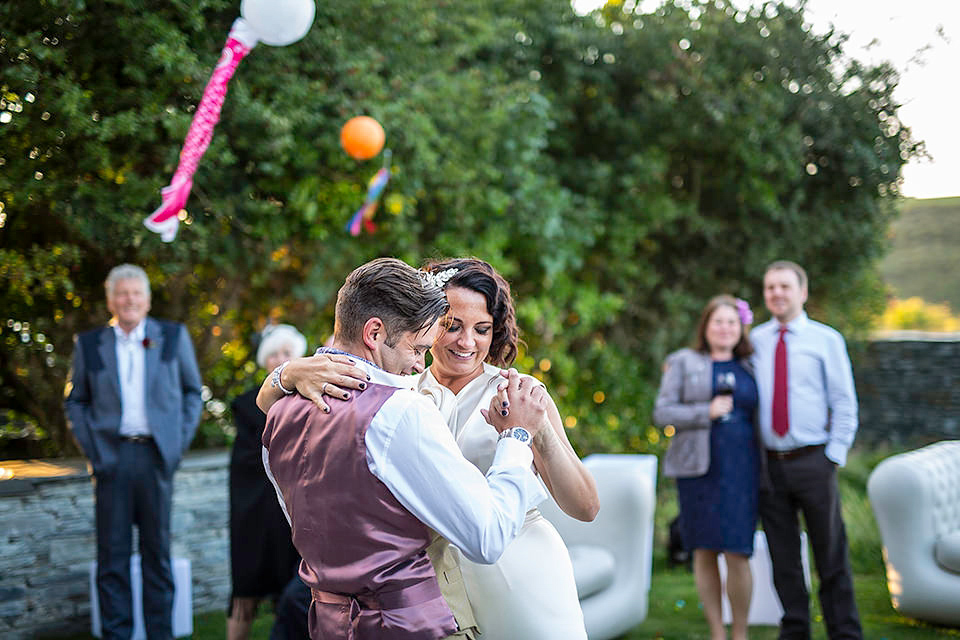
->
[257,258,599,639]
[415,258,598,640]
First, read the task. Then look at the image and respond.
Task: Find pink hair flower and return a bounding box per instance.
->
[735,298,753,325]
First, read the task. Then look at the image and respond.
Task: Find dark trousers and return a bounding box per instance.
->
[95,439,175,640]
[269,575,311,640]
[759,447,862,640]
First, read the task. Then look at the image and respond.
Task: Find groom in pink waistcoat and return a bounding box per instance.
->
[260,258,550,640]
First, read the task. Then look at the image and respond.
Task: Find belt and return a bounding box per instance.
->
[310,579,445,611]
[767,444,825,460]
[120,435,153,443]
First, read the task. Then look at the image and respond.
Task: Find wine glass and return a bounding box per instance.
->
[715,372,736,422]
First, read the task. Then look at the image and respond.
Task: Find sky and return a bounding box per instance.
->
[572,0,960,200]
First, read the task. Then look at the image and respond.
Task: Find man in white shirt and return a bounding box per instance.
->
[260,257,549,640]
[65,264,203,640]
[750,260,862,640]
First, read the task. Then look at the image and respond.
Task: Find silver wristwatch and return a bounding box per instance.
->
[498,427,532,446]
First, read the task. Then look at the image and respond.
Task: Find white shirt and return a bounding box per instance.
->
[750,312,859,465]
[114,320,150,437]
[264,358,547,565]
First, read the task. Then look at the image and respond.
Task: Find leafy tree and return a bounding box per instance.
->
[0,0,918,459]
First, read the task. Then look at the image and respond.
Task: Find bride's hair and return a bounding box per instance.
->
[423,257,522,367]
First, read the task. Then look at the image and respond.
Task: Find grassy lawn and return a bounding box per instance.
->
[634,566,960,639]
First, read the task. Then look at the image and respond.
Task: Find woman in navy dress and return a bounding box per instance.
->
[654,295,761,640]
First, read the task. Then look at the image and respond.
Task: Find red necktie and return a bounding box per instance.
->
[773,325,789,436]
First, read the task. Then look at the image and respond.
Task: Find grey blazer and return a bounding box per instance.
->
[653,348,762,479]
[64,317,203,476]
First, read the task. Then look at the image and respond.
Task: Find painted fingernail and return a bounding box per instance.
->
[323,406,330,413]
[359,382,367,390]
[501,401,509,408]
[366,374,371,381]
[343,393,351,400]
[501,410,508,417]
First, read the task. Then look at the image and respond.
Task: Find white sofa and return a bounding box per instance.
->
[867,440,960,626]
[538,454,657,640]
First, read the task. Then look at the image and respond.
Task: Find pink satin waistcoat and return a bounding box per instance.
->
[263,384,458,639]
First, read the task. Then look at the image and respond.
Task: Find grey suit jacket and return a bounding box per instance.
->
[64,317,203,476]
[653,348,762,479]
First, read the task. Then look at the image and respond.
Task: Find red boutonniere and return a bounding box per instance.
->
[142,337,154,349]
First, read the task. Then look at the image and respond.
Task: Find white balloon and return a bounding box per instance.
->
[241,0,316,47]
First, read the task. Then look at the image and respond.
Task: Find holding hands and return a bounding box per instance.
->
[481,368,550,439]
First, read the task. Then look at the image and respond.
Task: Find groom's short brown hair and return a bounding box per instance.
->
[334,258,449,347]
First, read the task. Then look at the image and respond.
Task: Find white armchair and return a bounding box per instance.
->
[538,454,657,640]
[867,440,960,626]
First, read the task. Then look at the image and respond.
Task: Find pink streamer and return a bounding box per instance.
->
[144,34,253,241]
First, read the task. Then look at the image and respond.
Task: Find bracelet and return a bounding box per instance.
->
[271,361,295,395]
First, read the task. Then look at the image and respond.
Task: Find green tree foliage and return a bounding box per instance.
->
[0,0,918,458]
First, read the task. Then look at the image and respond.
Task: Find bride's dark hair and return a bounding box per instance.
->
[423,257,521,367]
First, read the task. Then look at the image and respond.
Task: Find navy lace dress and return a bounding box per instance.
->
[676,359,760,555]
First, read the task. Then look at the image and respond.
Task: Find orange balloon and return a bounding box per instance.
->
[340,116,385,160]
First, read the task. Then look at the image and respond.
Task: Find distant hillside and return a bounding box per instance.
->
[880,196,960,312]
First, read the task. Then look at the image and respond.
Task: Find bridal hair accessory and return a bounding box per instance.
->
[419,268,459,290]
[735,298,753,325]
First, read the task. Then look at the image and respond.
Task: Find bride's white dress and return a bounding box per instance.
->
[419,363,587,640]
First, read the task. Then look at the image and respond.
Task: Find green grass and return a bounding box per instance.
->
[53,447,960,639]
[631,567,960,640]
[881,196,960,311]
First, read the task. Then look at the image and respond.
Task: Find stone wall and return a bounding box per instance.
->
[0,451,230,639]
[854,333,960,446]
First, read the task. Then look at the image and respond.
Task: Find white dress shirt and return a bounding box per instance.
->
[750,312,859,465]
[264,358,547,565]
[114,320,150,437]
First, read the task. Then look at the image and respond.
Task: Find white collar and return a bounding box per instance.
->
[113,319,146,342]
[315,347,417,391]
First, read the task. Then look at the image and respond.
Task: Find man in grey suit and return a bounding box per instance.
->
[65,264,203,640]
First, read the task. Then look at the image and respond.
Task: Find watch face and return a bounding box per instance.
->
[513,427,531,443]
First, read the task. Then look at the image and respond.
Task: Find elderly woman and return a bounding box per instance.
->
[227,324,366,639]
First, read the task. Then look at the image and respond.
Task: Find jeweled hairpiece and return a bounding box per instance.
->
[419,267,459,290]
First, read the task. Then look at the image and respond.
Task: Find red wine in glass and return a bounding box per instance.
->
[715,372,735,421]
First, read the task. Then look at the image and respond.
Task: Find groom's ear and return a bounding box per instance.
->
[361,317,385,351]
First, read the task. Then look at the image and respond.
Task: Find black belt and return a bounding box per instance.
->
[766,444,824,461]
[120,435,153,443]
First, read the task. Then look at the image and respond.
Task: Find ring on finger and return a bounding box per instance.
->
[321,382,329,396]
